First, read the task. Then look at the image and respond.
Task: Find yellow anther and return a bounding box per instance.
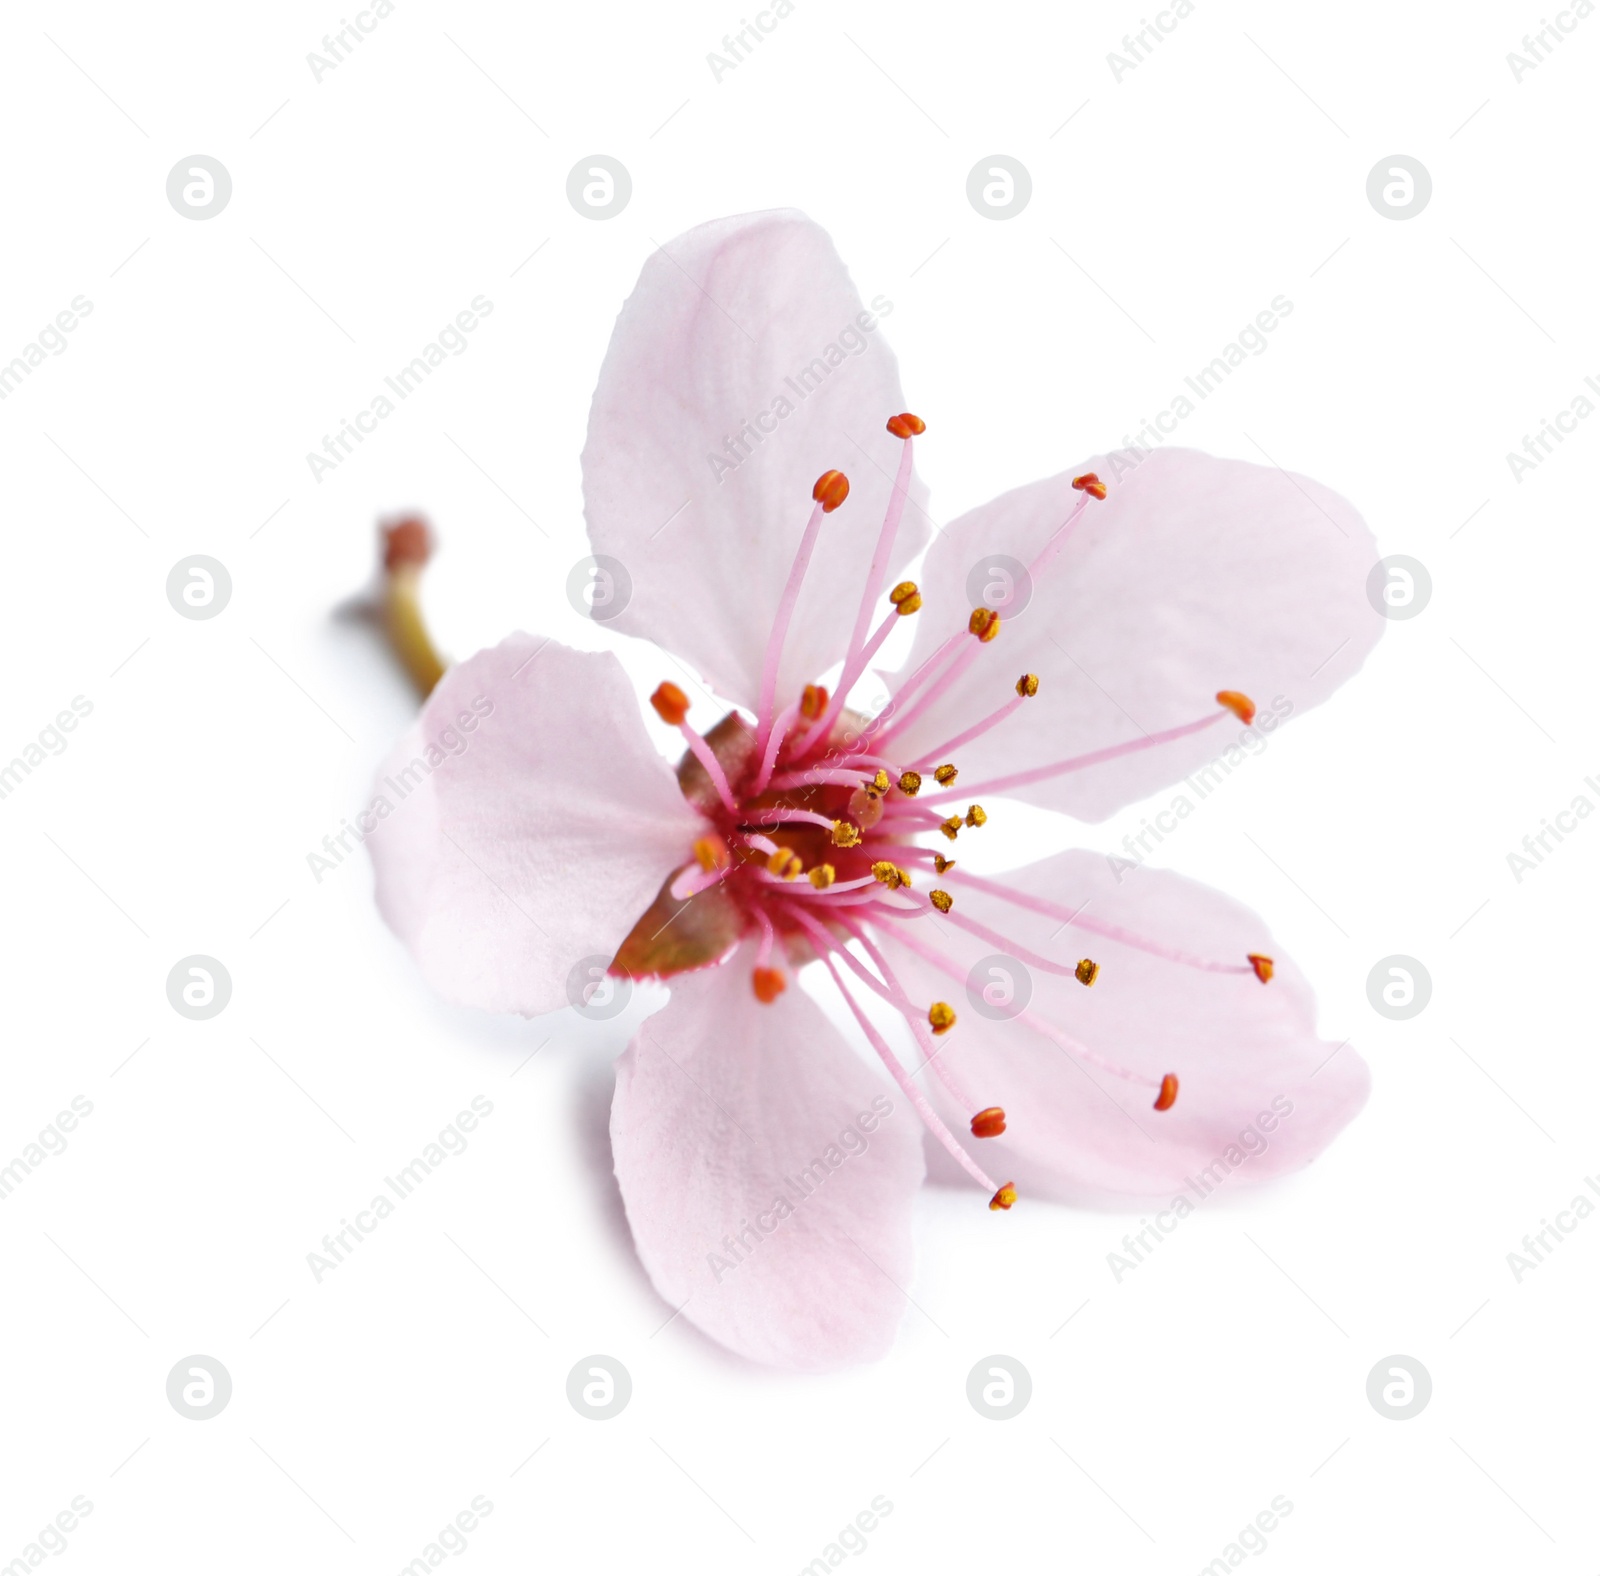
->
[928,1002,956,1034]
[767,847,803,881]
[989,1182,1018,1212]
[933,854,955,873]
[863,768,889,795]
[933,764,958,785]
[930,889,953,913]
[800,683,829,720]
[1075,958,1100,987]
[693,835,730,872]
[938,816,962,841]
[1015,673,1039,698]
[897,866,913,889]
[808,864,836,890]
[889,581,922,616]
[898,770,922,797]
[969,607,1001,643]
[831,820,861,848]
[870,860,905,890]
[964,804,988,828]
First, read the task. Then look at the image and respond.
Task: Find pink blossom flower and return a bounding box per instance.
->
[367,210,1384,1371]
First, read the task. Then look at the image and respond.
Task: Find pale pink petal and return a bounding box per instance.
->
[876,850,1367,1202]
[367,634,704,1017]
[888,447,1383,821]
[582,210,928,708]
[611,948,925,1370]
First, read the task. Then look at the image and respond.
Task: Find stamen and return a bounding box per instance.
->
[831,820,862,848]
[970,1107,1006,1138]
[910,680,1035,768]
[964,804,987,827]
[898,770,922,796]
[766,848,803,881]
[813,470,850,511]
[938,816,962,841]
[989,1183,1018,1211]
[750,697,801,796]
[1071,471,1107,500]
[753,967,787,1003]
[693,835,729,872]
[755,486,833,754]
[886,412,926,438]
[1248,953,1275,983]
[801,684,829,720]
[933,854,955,873]
[809,864,836,889]
[934,764,958,785]
[918,862,1257,978]
[812,948,1002,1197]
[870,861,911,890]
[928,1002,956,1034]
[968,607,1001,643]
[1154,1073,1179,1111]
[918,706,1232,806]
[929,889,953,913]
[1074,958,1099,987]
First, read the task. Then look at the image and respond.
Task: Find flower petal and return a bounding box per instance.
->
[611,949,925,1370]
[876,850,1368,1201]
[888,447,1383,821]
[582,210,928,708]
[367,634,704,1017]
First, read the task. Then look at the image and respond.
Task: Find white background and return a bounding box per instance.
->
[2,0,1596,1571]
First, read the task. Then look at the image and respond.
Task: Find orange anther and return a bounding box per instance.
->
[1216,690,1256,725]
[752,967,786,1003]
[650,681,689,726]
[1248,953,1274,984]
[989,1182,1018,1211]
[886,412,926,438]
[970,1107,1006,1139]
[1072,472,1107,500]
[813,470,850,512]
[1154,1073,1179,1112]
[800,683,829,720]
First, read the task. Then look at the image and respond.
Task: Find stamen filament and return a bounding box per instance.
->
[678,722,739,815]
[909,690,1027,768]
[755,498,827,755]
[917,709,1229,805]
[751,698,801,796]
